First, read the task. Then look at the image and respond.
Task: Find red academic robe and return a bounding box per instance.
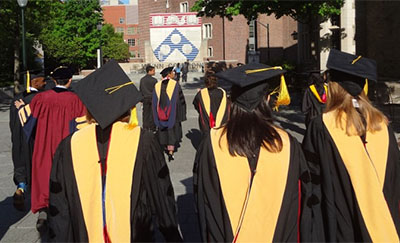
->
[18,87,86,213]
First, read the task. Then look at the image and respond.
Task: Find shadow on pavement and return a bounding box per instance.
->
[185,129,202,151]
[176,177,201,242]
[0,195,31,241]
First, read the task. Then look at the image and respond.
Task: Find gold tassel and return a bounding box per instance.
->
[363,79,368,96]
[127,107,138,129]
[26,71,31,93]
[272,74,291,111]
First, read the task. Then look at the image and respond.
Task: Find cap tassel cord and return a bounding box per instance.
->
[105,82,133,94]
[245,66,282,74]
[26,71,31,93]
[351,55,362,64]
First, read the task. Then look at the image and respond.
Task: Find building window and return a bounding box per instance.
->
[203,23,212,39]
[127,27,136,35]
[180,2,189,13]
[207,47,213,57]
[116,27,124,34]
[128,39,136,46]
[119,17,125,24]
[130,51,136,58]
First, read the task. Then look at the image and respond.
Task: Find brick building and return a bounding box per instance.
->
[102,0,140,60]
[104,0,298,65]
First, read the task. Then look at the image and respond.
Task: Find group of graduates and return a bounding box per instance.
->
[9,49,400,242]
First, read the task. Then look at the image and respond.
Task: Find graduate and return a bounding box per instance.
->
[15,66,86,231]
[301,71,328,127]
[139,65,157,131]
[9,71,45,210]
[152,67,187,161]
[302,49,400,242]
[48,60,182,242]
[193,63,314,242]
[192,68,229,134]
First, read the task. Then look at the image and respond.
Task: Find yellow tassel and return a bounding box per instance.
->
[26,71,31,94]
[272,74,291,111]
[363,79,368,96]
[127,107,138,129]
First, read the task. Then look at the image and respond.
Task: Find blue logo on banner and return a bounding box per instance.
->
[153,28,199,62]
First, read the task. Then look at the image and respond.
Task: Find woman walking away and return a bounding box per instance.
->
[193,68,229,134]
[302,49,400,242]
[194,63,314,242]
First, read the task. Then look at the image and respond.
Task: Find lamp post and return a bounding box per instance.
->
[97,23,103,68]
[17,0,28,85]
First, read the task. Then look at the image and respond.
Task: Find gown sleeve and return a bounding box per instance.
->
[302,117,327,242]
[17,101,37,141]
[140,131,183,242]
[193,134,234,242]
[177,84,187,122]
[47,136,75,242]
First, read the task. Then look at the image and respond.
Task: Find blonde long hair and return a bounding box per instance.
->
[325,82,388,136]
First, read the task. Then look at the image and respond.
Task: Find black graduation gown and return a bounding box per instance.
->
[193,87,229,134]
[193,128,314,242]
[48,122,182,242]
[301,84,326,127]
[140,74,157,131]
[302,114,400,242]
[157,80,187,147]
[9,90,39,185]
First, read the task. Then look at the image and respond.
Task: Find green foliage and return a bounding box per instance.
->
[192,0,344,23]
[40,0,103,69]
[101,24,130,61]
[0,0,57,85]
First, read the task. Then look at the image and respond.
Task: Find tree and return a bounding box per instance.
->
[0,0,57,86]
[40,0,103,70]
[191,0,344,23]
[101,24,130,62]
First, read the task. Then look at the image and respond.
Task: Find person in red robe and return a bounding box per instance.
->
[15,66,86,232]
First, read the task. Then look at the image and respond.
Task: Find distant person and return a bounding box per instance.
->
[193,68,229,134]
[9,71,45,210]
[15,66,86,232]
[152,67,187,161]
[140,65,157,131]
[302,71,328,127]
[48,60,182,242]
[181,60,189,83]
[174,63,181,82]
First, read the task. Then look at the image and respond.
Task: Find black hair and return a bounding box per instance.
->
[220,96,283,158]
[146,65,155,73]
[55,78,70,86]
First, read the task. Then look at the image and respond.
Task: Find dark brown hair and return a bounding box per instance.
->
[204,69,218,89]
[220,96,283,158]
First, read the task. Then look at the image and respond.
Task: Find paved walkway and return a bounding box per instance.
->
[0,72,398,242]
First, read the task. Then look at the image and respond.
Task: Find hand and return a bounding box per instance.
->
[15,99,25,109]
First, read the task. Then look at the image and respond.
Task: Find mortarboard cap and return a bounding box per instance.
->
[327,49,377,96]
[50,66,73,80]
[30,71,45,80]
[25,70,45,93]
[75,59,143,129]
[215,63,289,111]
[160,67,174,78]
